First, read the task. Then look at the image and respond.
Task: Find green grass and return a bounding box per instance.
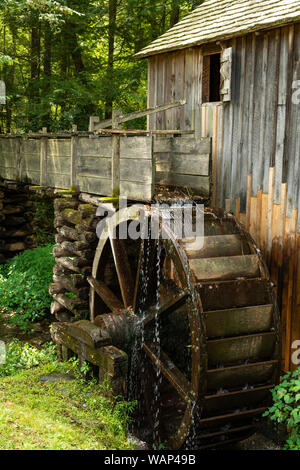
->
[0,342,135,450]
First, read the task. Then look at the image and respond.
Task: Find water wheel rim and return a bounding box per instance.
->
[91,206,207,449]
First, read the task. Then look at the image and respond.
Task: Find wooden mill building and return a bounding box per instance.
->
[136,0,300,371]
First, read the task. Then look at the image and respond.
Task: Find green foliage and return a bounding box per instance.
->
[0,345,136,450]
[0,0,198,133]
[32,195,55,246]
[0,339,57,378]
[263,368,300,450]
[2,0,81,25]
[0,245,55,330]
[0,55,13,65]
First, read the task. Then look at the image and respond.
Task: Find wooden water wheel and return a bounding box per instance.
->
[89,205,281,450]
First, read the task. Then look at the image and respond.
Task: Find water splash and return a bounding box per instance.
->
[152,236,162,449]
[127,238,152,439]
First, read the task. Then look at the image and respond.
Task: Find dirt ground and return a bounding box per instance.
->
[232,432,282,450]
[0,314,52,348]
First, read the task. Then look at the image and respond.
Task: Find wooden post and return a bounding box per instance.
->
[71,124,78,190]
[16,135,23,181]
[267,167,275,265]
[194,106,202,141]
[40,127,48,186]
[246,174,252,230]
[89,116,100,133]
[211,105,218,206]
[111,110,122,196]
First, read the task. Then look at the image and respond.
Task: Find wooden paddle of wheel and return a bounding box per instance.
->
[89,205,281,450]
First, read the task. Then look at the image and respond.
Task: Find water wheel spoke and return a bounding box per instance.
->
[142,291,189,327]
[87,276,123,311]
[143,342,193,404]
[110,238,135,308]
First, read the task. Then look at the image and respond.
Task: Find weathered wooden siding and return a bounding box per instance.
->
[154,136,211,195]
[221,25,300,372]
[148,24,300,371]
[148,49,201,133]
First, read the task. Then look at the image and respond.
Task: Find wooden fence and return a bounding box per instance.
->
[0,132,212,201]
[0,133,153,201]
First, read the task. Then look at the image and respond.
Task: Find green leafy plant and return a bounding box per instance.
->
[79,360,93,378]
[263,368,300,450]
[0,245,55,331]
[0,339,57,378]
[32,195,55,246]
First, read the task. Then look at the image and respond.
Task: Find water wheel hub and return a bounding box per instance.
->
[94,310,139,352]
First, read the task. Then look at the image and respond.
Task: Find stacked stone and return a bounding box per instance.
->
[0,180,37,265]
[50,192,100,323]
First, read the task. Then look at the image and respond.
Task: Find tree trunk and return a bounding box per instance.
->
[43,23,52,126]
[170,1,180,28]
[4,21,17,133]
[28,17,41,127]
[192,0,205,9]
[105,0,118,119]
[30,22,41,90]
[71,33,85,75]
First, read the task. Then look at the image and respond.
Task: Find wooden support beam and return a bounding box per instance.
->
[89,116,100,132]
[111,109,122,196]
[40,127,48,186]
[87,276,123,312]
[93,100,186,131]
[110,238,135,309]
[71,124,78,189]
[51,322,128,396]
[16,136,23,180]
[94,128,194,135]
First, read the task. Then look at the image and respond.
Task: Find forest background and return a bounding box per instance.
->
[0,0,204,133]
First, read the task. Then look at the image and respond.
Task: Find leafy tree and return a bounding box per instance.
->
[0,0,200,132]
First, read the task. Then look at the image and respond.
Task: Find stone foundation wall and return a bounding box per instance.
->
[0,181,38,265]
[50,191,101,323]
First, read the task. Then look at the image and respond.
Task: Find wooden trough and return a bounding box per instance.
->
[0,102,212,202]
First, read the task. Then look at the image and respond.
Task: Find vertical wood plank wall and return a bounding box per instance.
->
[148,23,300,371]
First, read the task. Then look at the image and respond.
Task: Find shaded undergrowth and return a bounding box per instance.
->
[0,246,55,331]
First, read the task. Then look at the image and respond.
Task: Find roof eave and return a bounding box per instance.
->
[135,16,300,59]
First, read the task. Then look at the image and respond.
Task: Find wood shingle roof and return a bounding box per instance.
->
[135,0,300,58]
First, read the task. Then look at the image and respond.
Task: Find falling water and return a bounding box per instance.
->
[128,207,202,449]
[127,236,151,439]
[127,218,164,448]
[185,400,200,450]
[152,235,162,449]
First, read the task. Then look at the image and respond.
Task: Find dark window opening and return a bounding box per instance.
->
[202,53,221,103]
